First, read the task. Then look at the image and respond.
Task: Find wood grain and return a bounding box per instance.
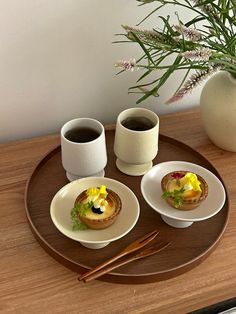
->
[1,108,236,314]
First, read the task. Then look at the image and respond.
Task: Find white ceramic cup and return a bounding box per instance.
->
[114,108,159,176]
[61,118,107,181]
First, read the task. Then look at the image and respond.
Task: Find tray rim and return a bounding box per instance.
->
[24,132,230,284]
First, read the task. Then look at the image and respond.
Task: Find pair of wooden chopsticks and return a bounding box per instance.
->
[78,230,170,283]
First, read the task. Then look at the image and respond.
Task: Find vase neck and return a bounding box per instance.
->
[227,72,236,85]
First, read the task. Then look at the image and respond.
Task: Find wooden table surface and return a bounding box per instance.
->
[1,108,236,314]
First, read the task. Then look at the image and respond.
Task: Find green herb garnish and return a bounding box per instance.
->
[162,188,185,208]
[70,201,93,231]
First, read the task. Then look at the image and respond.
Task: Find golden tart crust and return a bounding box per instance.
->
[161,171,208,210]
[74,188,122,230]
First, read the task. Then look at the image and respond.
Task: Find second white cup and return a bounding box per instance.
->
[114,108,159,176]
[61,118,107,181]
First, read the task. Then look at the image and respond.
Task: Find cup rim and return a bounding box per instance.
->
[117,107,159,133]
[61,118,104,145]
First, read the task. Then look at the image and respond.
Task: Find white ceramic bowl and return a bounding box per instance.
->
[50,177,140,249]
[141,161,226,228]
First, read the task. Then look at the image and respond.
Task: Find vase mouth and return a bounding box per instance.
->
[227,72,236,85]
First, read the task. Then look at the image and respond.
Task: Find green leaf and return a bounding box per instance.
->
[162,188,185,208]
[156,55,182,88]
[131,31,155,65]
[137,3,165,25]
[185,16,206,27]
[136,86,159,103]
[137,69,153,82]
[158,16,176,36]
[115,0,236,103]
[70,202,93,231]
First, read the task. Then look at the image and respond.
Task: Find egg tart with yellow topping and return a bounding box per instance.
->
[72,185,122,230]
[161,171,208,210]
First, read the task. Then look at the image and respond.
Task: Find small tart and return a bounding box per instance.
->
[161,171,208,210]
[75,188,122,230]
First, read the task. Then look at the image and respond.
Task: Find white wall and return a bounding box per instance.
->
[0,0,201,143]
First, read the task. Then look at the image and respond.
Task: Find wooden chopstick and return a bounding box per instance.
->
[82,241,170,283]
[78,230,159,281]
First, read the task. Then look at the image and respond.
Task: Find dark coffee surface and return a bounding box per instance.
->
[121,116,155,131]
[65,127,100,143]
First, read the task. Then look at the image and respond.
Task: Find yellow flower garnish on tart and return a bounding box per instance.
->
[86,185,108,206]
[99,185,108,198]
[86,185,108,199]
[179,172,202,192]
[86,187,99,197]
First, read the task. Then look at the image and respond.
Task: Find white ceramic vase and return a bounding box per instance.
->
[200,71,236,152]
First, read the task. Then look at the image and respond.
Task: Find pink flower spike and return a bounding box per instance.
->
[114,58,138,71]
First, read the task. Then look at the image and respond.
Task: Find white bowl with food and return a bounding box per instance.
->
[50,177,140,249]
[141,161,226,228]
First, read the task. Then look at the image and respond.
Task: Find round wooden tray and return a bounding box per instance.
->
[25,131,229,284]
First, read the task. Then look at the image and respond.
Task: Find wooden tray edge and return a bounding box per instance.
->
[24,133,230,284]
